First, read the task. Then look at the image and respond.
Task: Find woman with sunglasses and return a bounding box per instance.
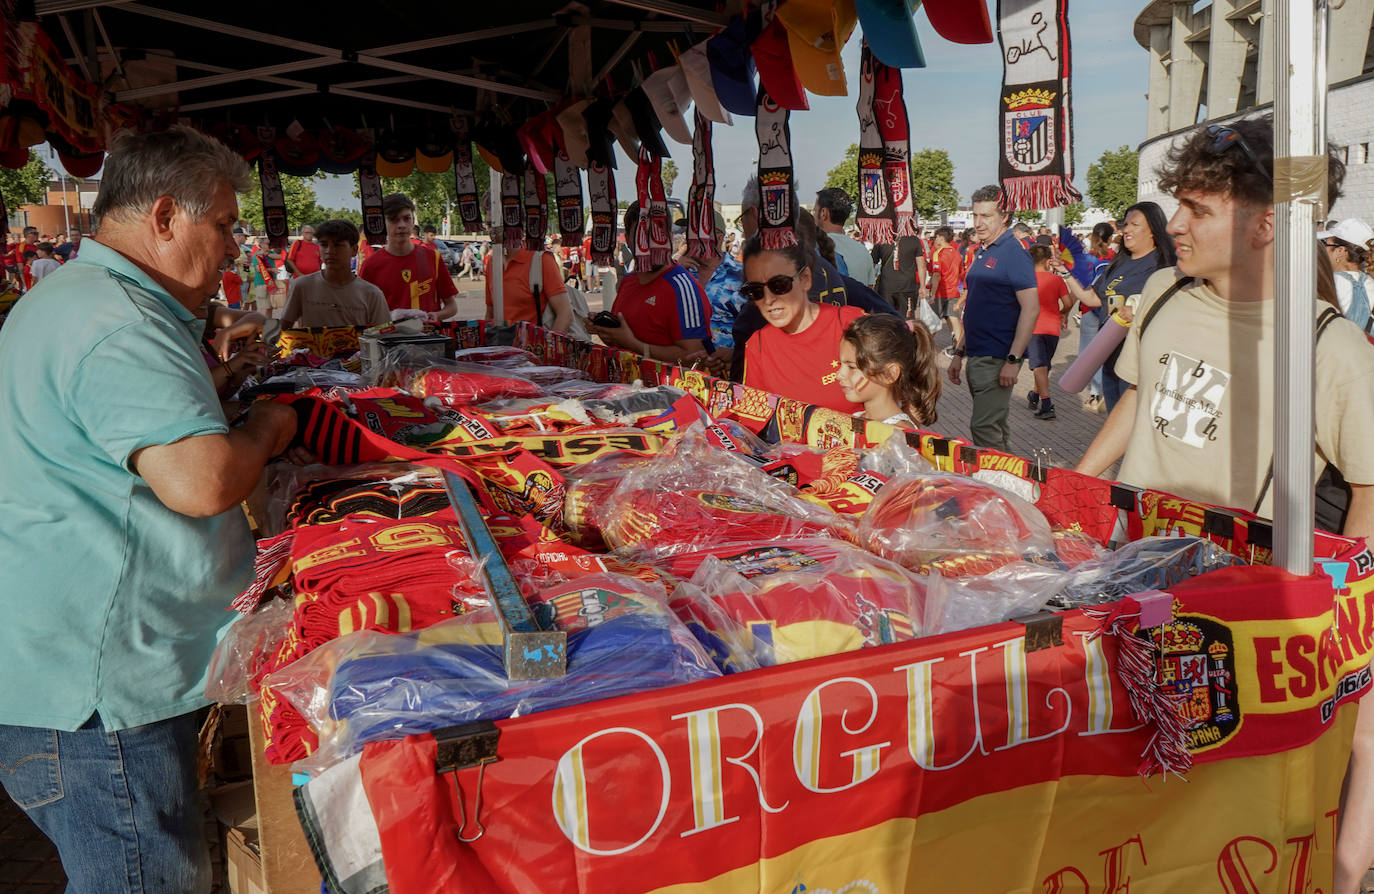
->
[1318,218,1374,334]
[1058,201,1176,413]
[738,234,867,414]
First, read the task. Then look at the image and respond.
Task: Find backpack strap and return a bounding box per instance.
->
[528,250,545,321]
[1251,305,1344,515]
[1135,276,1195,337]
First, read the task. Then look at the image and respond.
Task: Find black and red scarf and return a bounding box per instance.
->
[855,43,894,244]
[500,173,523,249]
[553,149,585,246]
[687,110,719,258]
[256,126,289,251]
[452,118,484,233]
[587,161,617,266]
[635,147,671,269]
[996,0,1082,210]
[874,57,916,236]
[755,86,797,250]
[523,167,548,251]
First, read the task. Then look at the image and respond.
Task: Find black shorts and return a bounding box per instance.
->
[1027,333,1059,370]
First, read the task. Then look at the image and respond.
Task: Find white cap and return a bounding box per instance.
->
[555,99,595,169]
[1318,217,1374,250]
[610,100,641,160]
[679,40,732,125]
[642,65,694,145]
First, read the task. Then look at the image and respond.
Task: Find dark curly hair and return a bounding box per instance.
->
[1157,114,1345,209]
[842,314,941,426]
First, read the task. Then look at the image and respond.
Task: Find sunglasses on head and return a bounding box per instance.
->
[739,273,797,302]
[1205,125,1272,184]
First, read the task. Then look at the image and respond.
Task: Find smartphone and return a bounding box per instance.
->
[591,311,620,328]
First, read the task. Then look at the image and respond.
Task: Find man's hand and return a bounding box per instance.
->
[225,341,269,378]
[585,312,641,352]
[212,316,265,362]
[947,356,962,386]
[682,346,733,377]
[999,361,1021,388]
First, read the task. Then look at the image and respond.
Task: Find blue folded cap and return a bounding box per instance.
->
[707,16,759,117]
[854,0,926,69]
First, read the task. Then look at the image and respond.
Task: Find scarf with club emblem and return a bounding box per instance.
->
[996,0,1082,210]
[635,147,672,269]
[755,86,796,250]
[256,126,289,250]
[687,110,719,258]
[873,56,916,236]
[452,119,484,233]
[855,43,895,244]
[500,173,523,249]
[553,150,585,246]
[587,160,617,266]
[523,167,548,251]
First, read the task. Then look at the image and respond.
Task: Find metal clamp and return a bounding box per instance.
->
[1015,610,1064,652]
[433,721,501,843]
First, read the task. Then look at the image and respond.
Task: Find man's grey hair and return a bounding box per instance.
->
[1012,222,1033,236]
[92,125,252,226]
[969,184,1002,206]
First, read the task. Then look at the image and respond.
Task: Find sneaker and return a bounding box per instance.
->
[1034,404,1057,420]
[1027,393,1040,411]
[942,345,956,358]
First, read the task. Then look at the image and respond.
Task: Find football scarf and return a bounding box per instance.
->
[587,160,617,267]
[855,43,895,244]
[452,119,484,233]
[553,150,585,246]
[256,126,289,250]
[500,173,524,249]
[523,167,548,251]
[755,86,797,250]
[873,55,917,237]
[686,111,719,259]
[635,147,672,269]
[357,140,386,246]
[996,0,1082,209]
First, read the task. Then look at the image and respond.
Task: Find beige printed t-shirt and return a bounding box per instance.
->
[1116,268,1374,517]
[281,273,391,329]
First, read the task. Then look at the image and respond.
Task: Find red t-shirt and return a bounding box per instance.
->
[742,303,865,414]
[1033,270,1070,335]
[931,245,962,299]
[611,264,712,349]
[287,239,322,276]
[358,244,457,313]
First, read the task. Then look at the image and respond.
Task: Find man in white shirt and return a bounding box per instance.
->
[814,187,875,285]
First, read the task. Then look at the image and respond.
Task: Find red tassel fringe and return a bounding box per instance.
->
[895,212,917,237]
[1084,599,1194,780]
[1001,176,1084,213]
[858,218,894,246]
[231,530,295,614]
[760,227,798,250]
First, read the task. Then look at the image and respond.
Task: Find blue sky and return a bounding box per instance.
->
[310,1,1149,212]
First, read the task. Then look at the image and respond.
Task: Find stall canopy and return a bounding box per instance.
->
[3,0,729,171]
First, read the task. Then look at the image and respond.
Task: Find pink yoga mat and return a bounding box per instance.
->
[1059,312,1130,393]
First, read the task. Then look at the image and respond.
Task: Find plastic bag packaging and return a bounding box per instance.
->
[924,560,1073,635]
[580,384,689,425]
[250,462,451,538]
[506,365,593,387]
[269,573,719,775]
[857,431,936,478]
[1051,535,1243,608]
[236,367,366,399]
[600,424,844,558]
[204,597,295,704]
[562,451,657,548]
[452,345,538,368]
[374,344,542,404]
[859,471,1055,576]
[667,542,932,668]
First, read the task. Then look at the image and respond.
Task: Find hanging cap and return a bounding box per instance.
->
[706,17,759,117]
[556,98,595,168]
[517,115,555,174]
[625,87,671,159]
[610,100,641,159]
[374,129,415,178]
[642,65,694,145]
[679,40,732,125]
[918,0,994,45]
[853,0,928,68]
[778,0,858,97]
[1319,218,1374,249]
[583,98,619,168]
[317,125,368,174]
[274,132,321,177]
[210,122,262,162]
[57,148,102,179]
[751,15,809,111]
[415,126,455,173]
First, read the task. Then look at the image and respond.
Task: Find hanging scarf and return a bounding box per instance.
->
[553,150,585,245]
[452,119,484,233]
[635,147,671,269]
[523,167,548,251]
[687,110,718,259]
[358,132,386,246]
[855,43,894,244]
[873,56,916,237]
[754,86,796,250]
[500,173,523,249]
[256,126,288,251]
[996,0,1082,210]
[587,161,617,267]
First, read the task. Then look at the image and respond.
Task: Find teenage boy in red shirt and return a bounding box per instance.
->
[1025,243,1073,420]
[927,226,965,348]
[357,193,458,321]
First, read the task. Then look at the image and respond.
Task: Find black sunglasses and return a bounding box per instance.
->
[1205,125,1272,184]
[1322,240,1344,249]
[739,274,797,302]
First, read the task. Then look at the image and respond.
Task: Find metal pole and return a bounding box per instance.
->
[490,168,504,322]
[1272,0,1324,572]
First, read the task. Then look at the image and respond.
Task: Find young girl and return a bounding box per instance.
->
[837,314,941,428]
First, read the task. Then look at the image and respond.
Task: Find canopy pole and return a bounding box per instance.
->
[1272,0,1327,573]
[490,169,504,323]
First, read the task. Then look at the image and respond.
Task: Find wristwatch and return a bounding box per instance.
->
[1005,354,1024,364]
[952,347,966,358]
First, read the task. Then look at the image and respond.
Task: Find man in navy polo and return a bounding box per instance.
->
[946,184,1039,451]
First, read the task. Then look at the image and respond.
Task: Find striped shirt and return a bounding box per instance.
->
[612,263,714,351]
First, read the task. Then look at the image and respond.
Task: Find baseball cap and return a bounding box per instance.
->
[374,129,415,178]
[642,65,694,145]
[625,87,671,159]
[415,126,455,174]
[317,125,368,174]
[610,100,641,159]
[556,99,595,168]
[853,0,927,69]
[778,0,858,97]
[751,15,809,111]
[917,0,994,44]
[1319,218,1374,250]
[516,114,556,174]
[274,132,322,176]
[679,40,732,125]
[582,98,618,168]
[707,17,759,117]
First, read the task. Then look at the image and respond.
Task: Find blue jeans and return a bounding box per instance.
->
[1078,309,1104,398]
[0,712,210,893]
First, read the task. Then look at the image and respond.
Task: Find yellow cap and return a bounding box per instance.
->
[777,0,858,97]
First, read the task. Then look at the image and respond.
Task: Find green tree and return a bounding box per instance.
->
[1063,202,1085,226]
[355,154,495,234]
[317,205,363,228]
[0,153,53,211]
[1013,208,1043,224]
[823,143,860,204]
[661,160,680,197]
[240,172,324,231]
[1086,146,1139,219]
[909,149,959,220]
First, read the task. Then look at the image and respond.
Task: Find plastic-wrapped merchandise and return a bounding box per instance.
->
[923,560,1073,635]
[600,425,844,558]
[580,384,689,425]
[452,345,539,368]
[506,365,593,387]
[857,430,936,478]
[667,542,931,669]
[1051,535,1243,608]
[267,573,719,774]
[375,345,542,405]
[204,597,295,704]
[859,471,1055,576]
[562,451,657,548]
[250,462,451,538]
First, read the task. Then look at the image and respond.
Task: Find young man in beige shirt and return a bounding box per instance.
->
[1075,114,1374,894]
[280,219,390,329]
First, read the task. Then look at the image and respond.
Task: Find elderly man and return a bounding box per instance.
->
[284,223,321,278]
[0,126,298,892]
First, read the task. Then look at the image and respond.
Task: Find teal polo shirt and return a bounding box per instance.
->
[0,239,254,731]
